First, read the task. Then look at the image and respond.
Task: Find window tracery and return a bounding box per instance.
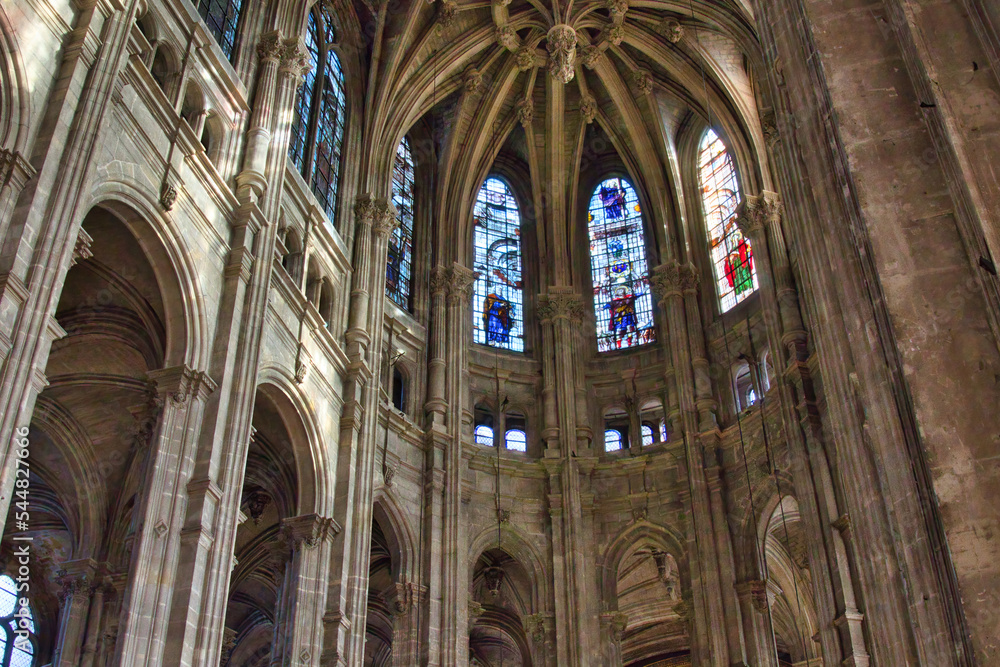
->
[288,6,346,223]
[473,177,524,351]
[197,0,244,60]
[588,177,655,351]
[387,138,415,308]
[0,575,33,666]
[699,129,756,311]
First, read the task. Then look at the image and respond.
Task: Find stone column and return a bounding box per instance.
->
[272,515,339,665]
[737,193,869,666]
[438,264,475,666]
[735,579,780,667]
[650,263,729,666]
[598,611,628,667]
[53,560,97,667]
[389,579,427,666]
[113,366,216,666]
[536,290,598,663]
[78,566,112,667]
[323,197,398,665]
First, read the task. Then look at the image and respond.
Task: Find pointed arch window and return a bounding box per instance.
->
[387,138,415,308]
[473,177,524,351]
[197,0,244,60]
[288,6,346,223]
[699,129,756,312]
[589,177,655,351]
[0,575,34,665]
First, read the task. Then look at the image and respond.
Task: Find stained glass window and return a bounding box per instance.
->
[699,129,756,312]
[604,429,623,452]
[641,424,654,447]
[505,429,526,452]
[475,425,495,447]
[0,575,33,666]
[197,0,244,60]
[589,177,656,352]
[387,138,415,308]
[288,6,346,223]
[473,177,524,351]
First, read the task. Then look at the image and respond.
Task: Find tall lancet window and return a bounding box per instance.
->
[699,129,756,312]
[288,5,346,223]
[473,177,524,351]
[387,138,415,308]
[197,0,244,60]
[589,177,655,352]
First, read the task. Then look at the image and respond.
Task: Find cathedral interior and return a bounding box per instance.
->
[0,0,998,663]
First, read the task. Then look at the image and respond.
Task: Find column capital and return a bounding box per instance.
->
[354,194,398,239]
[522,612,551,643]
[386,579,427,615]
[737,191,782,238]
[537,288,586,321]
[443,263,476,304]
[600,610,628,642]
[256,30,284,63]
[71,228,94,267]
[148,365,217,407]
[280,513,340,550]
[279,37,312,79]
[0,149,36,189]
[56,559,98,602]
[650,261,698,301]
[734,579,770,613]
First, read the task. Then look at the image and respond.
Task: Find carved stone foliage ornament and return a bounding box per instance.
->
[515,45,536,71]
[280,514,340,550]
[657,17,684,43]
[537,292,586,321]
[633,69,653,95]
[650,262,698,301]
[279,38,312,78]
[581,95,597,124]
[523,613,547,642]
[355,194,399,239]
[160,184,178,211]
[546,24,577,83]
[606,0,629,24]
[464,68,484,94]
[580,45,601,70]
[496,25,519,51]
[737,191,782,237]
[257,31,283,62]
[515,97,533,127]
[438,0,458,27]
[736,579,769,613]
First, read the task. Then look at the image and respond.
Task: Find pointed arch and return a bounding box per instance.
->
[371,491,418,583]
[472,176,524,352]
[699,129,756,312]
[386,136,415,308]
[588,176,655,351]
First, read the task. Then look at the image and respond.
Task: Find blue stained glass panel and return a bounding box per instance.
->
[588,177,655,352]
[387,138,415,308]
[197,0,244,61]
[473,177,524,351]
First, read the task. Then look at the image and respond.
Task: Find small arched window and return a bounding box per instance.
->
[604,429,623,452]
[473,177,524,351]
[699,129,756,312]
[387,138,415,308]
[475,425,495,447]
[289,6,346,224]
[391,366,406,413]
[0,574,34,665]
[641,424,654,447]
[196,0,244,60]
[505,429,526,452]
[588,177,655,351]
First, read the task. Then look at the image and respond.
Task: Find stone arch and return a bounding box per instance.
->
[87,180,209,370]
[0,3,29,152]
[371,490,417,583]
[600,520,687,612]
[253,373,329,517]
[467,524,549,614]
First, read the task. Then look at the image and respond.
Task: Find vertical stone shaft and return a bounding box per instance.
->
[652,264,729,665]
[178,37,310,667]
[738,193,868,664]
[54,561,96,667]
[735,580,780,667]
[439,265,474,665]
[325,197,398,664]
